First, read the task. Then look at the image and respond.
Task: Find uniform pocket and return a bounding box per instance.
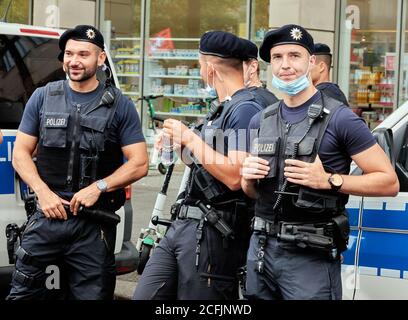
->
[285,136,316,162]
[251,137,280,178]
[79,115,108,152]
[42,112,69,148]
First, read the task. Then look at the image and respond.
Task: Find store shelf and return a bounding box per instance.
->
[117,73,140,77]
[114,55,140,59]
[112,37,141,41]
[149,56,198,60]
[155,111,206,118]
[123,91,140,96]
[149,74,201,79]
[149,38,200,42]
[356,103,394,109]
[378,83,394,88]
[150,93,213,99]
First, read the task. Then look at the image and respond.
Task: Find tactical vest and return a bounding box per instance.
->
[36,80,125,210]
[186,90,263,206]
[254,93,349,223]
[248,86,279,109]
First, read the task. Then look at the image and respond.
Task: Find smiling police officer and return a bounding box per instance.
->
[241,24,398,300]
[7,25,148,300]
[133,31,263,300]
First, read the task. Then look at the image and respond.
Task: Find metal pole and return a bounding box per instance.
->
[139,0,148,131]
[246,0,252,39]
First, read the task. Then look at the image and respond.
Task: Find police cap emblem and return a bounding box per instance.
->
[290,28,303,41]
[86,28,96,40]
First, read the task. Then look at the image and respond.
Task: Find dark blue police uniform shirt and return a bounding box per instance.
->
[247,91,376,174]
[19,81,145,146]
[19,81,145,200]
[316,82,349,106]
[223,88,263,153]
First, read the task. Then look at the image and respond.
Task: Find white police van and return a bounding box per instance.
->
[0,22,138,298]
[342,103,408,300]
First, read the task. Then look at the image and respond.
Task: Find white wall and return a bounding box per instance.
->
[33,0,96,29]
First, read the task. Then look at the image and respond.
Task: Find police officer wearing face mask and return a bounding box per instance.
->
[7,25,148,300]
[240,38,278,108]
[133,31,263,300]
[310,43,349,106]
[241,24,398,299]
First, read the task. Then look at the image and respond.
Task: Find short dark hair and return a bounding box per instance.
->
[316,54,332,71]
[204,55,243,73]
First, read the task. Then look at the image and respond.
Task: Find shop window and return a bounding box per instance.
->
[398,3,408,108]
[339,0,398,130]
[142,0,247,124]
[0,0,30,24]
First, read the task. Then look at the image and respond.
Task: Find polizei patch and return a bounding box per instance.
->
[252,142,276,154]
[45,117,67,128]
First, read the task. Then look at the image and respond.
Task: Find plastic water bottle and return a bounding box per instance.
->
[161,135,174,166]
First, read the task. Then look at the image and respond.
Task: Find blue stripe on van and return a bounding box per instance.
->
[346,207,359,227]
[363,204,408,230]
[0,136,15,195]
[359,230,408,277]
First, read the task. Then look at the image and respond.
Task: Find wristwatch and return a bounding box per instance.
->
[96,179,108,193]
[328,173,343,191]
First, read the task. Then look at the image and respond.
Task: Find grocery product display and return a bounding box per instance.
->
[145,38,214,119]
[110,37,142,114]
[348,30,396,129]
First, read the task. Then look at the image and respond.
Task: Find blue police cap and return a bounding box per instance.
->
[199,31,246,60]
[259,24,314,62]
[239,38,258,60]
[58,25,105,61]
[314,43,332,57]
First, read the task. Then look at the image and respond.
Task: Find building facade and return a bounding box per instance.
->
[3,0,407,132]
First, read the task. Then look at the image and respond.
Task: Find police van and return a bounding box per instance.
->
[342,103,408,300]
[0,22,138,297]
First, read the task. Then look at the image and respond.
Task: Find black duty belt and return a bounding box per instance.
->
[251,216,279,237]
[178,205,203,220]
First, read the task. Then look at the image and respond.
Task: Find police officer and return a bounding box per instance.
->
[133,31,263,300]
[310,43,349,106]
[241,24,399,299]
[8,25,148,300]
[240,38,279,108]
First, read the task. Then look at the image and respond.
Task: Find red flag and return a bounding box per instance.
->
[148,28,175,55]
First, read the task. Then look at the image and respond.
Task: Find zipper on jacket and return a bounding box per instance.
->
[66,104,81,189]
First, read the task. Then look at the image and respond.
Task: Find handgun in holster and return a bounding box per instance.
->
[196,201,235,240]
[63,205,120,226]
[5,224,22,264]
[193,166,227,202]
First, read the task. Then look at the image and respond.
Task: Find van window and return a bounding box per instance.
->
[396,123,408,192]
[0,35,65,129]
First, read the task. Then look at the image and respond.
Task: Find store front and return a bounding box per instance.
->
[103,0,337,133]
[338,0,402,129]
[6,0,408,132]
[103,0,270,132]
[0,0,30,24]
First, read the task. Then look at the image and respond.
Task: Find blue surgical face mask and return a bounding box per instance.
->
[205,84,217,97]
[203,63,217,97]
[272,64,311,96]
